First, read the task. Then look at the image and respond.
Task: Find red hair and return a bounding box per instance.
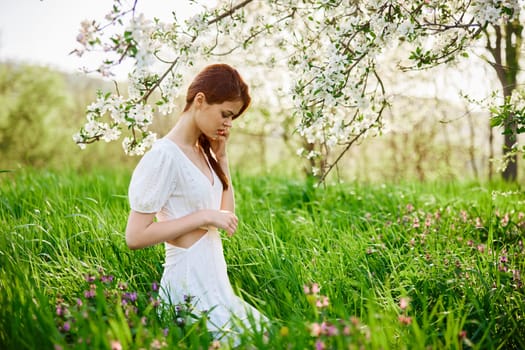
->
[184,64,251,190]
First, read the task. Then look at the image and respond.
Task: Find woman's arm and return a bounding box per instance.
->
[125,209,238,250]
[219,157,235,213]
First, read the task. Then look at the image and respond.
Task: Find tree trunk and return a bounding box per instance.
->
[489,125,494,181]
[502,114,518,181]
[486,21,522,181]
[466,108,479,179]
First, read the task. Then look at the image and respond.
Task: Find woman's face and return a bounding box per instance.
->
[195,96,244,140]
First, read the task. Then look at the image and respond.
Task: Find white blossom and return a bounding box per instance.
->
[73,0,524,175]
[101,127,121,142]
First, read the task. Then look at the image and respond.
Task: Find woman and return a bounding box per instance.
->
[125,64,265,340]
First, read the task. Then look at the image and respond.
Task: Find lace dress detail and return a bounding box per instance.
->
[128,138,265,337]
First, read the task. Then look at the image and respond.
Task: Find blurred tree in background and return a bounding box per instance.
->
[0,64,66,167]
[0,63,137,171]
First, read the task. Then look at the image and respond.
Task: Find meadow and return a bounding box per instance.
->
[0,168,523,349]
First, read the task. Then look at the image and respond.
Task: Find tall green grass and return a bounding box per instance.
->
[0,169,523,349]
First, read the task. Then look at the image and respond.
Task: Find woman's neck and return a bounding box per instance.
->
[166,112,201,147]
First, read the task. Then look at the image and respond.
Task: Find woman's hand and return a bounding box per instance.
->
[203,209,238,236]
[209,128,229,161]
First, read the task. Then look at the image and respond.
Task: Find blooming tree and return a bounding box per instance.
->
[73,0,524,181]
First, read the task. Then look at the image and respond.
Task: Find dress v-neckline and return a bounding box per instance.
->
[165,138,215,186]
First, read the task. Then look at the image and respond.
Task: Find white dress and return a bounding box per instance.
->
[128,138,265,337]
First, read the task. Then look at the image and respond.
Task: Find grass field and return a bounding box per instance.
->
[0,168,524,349]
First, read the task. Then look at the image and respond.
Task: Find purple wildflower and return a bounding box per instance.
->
[100,275,114,283]
[56,305,63,316]
[84,290,96,299]
[84,275,96,283]
[124,292,137,302]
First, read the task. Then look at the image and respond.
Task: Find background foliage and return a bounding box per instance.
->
[1,61,523,182]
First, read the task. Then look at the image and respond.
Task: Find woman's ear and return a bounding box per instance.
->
[194,92,206,107]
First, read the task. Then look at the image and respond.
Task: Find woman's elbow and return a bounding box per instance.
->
[125,211,156,250]
[125,230,142,250]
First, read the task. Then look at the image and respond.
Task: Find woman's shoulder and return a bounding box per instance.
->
[146,138,181,159]
[132,138,181,173]
[129,138,180,213]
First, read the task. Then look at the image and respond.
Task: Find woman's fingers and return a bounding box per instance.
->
[219,210,237,236]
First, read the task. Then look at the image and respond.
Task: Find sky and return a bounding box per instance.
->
[0,0,498,102]
[0,0,216,78]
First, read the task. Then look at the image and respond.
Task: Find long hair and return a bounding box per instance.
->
[183,64,251,190]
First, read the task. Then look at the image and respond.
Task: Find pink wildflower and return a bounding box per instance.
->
[310,322,322,337]
[303,285,310,294]
[501,213,510,227]
[325,323,338,336]
[311,283,320,294]
[475,217,483,228]
[56,305,64,316]
[316,296,329,308]
[151,339,166,350]
[110,340,122,350]
[398,315,412,325]
[399,297,410,310]
[315,340,325,350]
[209,340,221,349]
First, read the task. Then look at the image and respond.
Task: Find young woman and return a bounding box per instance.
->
[125,64,265,339]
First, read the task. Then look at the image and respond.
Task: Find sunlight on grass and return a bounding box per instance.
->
[0,169,523,349]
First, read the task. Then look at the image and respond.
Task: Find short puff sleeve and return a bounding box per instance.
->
[128,146,177,213]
